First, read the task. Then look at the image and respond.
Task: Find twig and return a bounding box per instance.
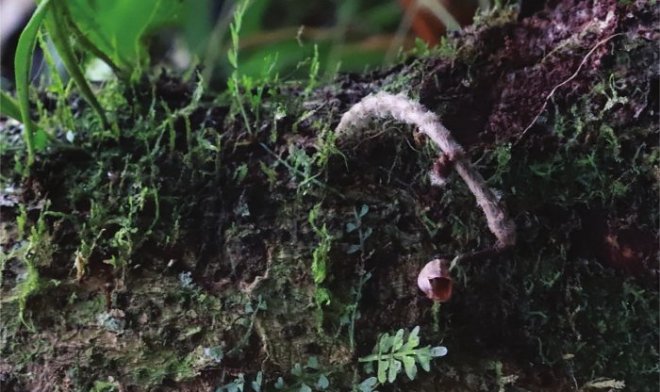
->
[516,33,622,144]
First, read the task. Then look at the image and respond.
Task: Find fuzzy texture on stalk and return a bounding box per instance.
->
[335,92,516,248]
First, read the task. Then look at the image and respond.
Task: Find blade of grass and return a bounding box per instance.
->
[45,0,109,129]
[15,0,51,166]
[0,91,23,121]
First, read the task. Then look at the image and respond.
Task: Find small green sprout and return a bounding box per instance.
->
[273,357,330,391]
[359,326,447,385]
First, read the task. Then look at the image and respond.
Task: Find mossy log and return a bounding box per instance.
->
[0,1,658,391]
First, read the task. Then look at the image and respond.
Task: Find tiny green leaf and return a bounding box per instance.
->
[358,377,378,392]
[416,351,431,372]
[251,371,262,392]
[387,359,401,383]
[377,360,389,384]
[292,363,303,377]
[314,288,331,306]
[430,346,448,357]
[363,227,373,239]
[391,329,405,351]
[402,356,417,380]
[316,374,329,390]
[228,50,238,69]
[306,356,319,369]
[407,326,420,348]
[378,333,393,353]
[33,128,49,151]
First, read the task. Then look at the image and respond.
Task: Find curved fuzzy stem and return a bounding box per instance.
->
[335,92,516,248]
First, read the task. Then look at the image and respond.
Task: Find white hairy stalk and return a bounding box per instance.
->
[335,92,516,249]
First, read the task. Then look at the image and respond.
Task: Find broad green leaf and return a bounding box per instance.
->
[56,2,122,75]
[15,0,51,165]
[64,0,188,71]
[402,355,417,380]
[299,384,312,392]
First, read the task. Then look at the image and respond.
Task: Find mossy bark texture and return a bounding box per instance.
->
[0,1,658,391]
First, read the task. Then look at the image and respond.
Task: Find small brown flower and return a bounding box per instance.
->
[433,153,453,178]
[417,259,453,302]
[429,153,454,187]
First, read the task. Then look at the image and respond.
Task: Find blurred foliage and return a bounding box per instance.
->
[190,0,406,83]
[52,0,408,81]
[64,0,191,73]
[4,0,426,165]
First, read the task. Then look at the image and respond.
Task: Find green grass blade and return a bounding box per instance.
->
[45,0,109,128]
[14,0,51,166]
[0,90,22,121]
